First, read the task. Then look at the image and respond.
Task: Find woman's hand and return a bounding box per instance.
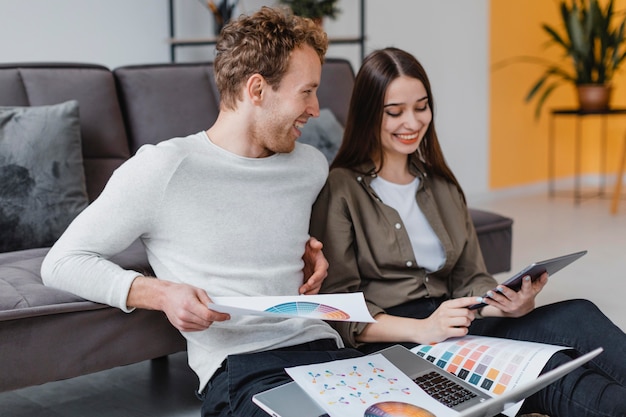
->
[416,297,478,344]
[356,297,480,346]
[481,273,548,318]
[299,237,329,295]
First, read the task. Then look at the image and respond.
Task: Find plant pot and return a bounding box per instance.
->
[576,84,612,111]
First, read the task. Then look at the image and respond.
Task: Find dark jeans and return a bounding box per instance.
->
[361,297,626,417]
[198,339,362,417]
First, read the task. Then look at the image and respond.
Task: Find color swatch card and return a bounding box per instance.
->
[209,292,376,322]
[411,336,568,416]
[286,354,455,417]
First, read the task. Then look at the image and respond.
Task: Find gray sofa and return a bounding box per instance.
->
[0,60,513,392]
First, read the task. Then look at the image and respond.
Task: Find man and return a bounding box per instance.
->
[42,7,361,416]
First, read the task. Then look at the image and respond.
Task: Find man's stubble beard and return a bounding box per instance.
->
[251,114,297,155]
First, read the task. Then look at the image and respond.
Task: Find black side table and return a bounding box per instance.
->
[549,107,626,204]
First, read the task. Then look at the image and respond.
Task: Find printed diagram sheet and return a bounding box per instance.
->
[209,292,376,322]
[286,354,455,417]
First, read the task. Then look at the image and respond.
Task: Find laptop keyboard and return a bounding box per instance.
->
[412,371,478,408]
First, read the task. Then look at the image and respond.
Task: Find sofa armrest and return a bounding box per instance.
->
[469,208,513,274]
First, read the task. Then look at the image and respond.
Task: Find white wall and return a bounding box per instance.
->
[0,0,489,197]
[0,0,169,68]
[364,1,490,198]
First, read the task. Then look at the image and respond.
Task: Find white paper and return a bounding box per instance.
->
[286,354,456,417]
[411,336,569,416]
[208,292,376,322]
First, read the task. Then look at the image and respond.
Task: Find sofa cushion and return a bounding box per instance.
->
[0,240,152,320]
[297,108,344,163]
[0,248,87,317]
[0,100,89,252]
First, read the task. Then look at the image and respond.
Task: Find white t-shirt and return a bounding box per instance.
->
[371,176,445,272]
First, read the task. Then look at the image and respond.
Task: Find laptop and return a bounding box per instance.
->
[252,344,603,417]
[469,250,588,310]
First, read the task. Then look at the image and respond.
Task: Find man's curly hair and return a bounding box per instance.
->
[214,6,328,110]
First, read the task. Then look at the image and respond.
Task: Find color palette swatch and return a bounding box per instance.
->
[415,338,517,394]
[364,401,436,417]
[412,336,566,398]
[264,301,350,320]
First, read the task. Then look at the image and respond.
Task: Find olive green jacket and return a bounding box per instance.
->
[310,157,497,347]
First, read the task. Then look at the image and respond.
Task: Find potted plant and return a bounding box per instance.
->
[207,0,240,35]
[278,0,341,25]
[519,0,626,118]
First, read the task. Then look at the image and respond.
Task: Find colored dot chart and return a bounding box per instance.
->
[411,336,566,397]
[264,301,350,320]
[286,354,452,417]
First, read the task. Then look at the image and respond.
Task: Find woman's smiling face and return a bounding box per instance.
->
[380,75,432,159]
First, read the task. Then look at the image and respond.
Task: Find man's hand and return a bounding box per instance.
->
[127,276,230,332]
[299,237,329,295]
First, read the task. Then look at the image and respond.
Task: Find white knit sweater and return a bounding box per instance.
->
[41,131,342,390]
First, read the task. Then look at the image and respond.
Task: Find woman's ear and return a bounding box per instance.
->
[246,74,265,104]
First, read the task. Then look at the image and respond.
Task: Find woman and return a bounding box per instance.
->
[310,47,626,417]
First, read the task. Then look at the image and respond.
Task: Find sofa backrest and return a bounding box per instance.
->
[0,63,130,202]
[317,58,355,126]
[114,62,220,154]
[113,58,355,155]
[0,58,355,200]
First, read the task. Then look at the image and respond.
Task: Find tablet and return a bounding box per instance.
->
[468,250,587,310]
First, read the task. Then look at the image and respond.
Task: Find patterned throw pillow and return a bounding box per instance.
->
[0,100,88,252]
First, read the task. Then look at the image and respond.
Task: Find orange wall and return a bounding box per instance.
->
[489,0,626,189]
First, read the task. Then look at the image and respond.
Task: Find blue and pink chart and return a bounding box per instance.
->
[364,401,436,417]
[264,301,350,320]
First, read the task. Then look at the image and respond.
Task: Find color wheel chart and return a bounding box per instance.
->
[264,301,350,320]
[364,401,435,417]
[412,336,565,397]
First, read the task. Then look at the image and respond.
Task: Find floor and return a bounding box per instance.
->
[1,189,624,417]
[0,354,200,417]
[472,188,626,333]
